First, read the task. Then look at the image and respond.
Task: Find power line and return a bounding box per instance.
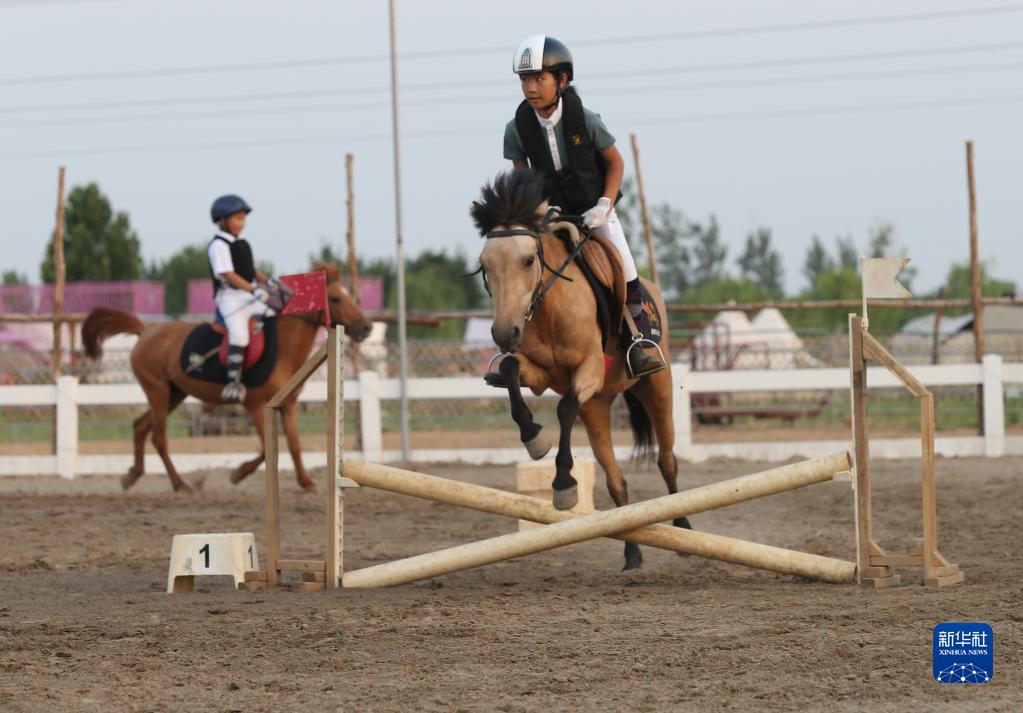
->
[4,59,1023,129]
[3,39,1023,116]
[0,0,125,7]
[3,92,1020,159]
[1,4,1022,84]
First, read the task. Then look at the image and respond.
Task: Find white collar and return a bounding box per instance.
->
[534,98,562,129]
[214,229,240,242]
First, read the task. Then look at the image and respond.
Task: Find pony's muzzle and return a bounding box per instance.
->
[491,321,523,353]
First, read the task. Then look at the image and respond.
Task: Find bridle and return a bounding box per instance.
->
[471,213,592,323]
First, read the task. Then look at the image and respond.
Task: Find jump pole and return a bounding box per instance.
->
[345,458,855,584]
[342,451,853,589]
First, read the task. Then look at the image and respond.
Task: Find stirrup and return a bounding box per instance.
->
[221,380,247,403]
[483,352,513,389]
[625,336,666,379]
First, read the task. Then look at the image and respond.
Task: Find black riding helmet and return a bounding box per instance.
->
[513,34,574,81]
[210,194,252,224]
[513,35,574,112]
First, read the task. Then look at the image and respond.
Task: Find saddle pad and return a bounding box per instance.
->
[218,318,266,369]
[179,317,279,388]
[631,280,664,345]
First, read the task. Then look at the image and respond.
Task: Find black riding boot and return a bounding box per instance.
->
[625,282,665,378]
[221,345,247,403]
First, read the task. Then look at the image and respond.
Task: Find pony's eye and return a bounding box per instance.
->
[524,256,535,268]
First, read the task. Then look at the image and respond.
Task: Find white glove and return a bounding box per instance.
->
[251,286,270,304]
[582,197,612,229]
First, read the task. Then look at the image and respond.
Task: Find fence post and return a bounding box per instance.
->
[358,370,384,462]
[982,353,1004,457]
[672,363,693,461]
[55,375,78,479]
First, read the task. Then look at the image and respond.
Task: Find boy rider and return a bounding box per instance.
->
[503,34,664,377]
[207,194,274,403]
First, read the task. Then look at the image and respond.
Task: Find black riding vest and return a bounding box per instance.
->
[209,235,255,296]
[514,87,619,213]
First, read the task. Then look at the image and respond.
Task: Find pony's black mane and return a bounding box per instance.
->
[469,169,546,237]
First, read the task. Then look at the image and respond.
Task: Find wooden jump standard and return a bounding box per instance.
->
[247,314,964,591]
[849,314,964,588]
[341,453,855,588]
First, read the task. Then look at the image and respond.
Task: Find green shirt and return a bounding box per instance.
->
[503,105,616,167]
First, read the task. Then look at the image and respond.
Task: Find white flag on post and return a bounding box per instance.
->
[861,258,912,299]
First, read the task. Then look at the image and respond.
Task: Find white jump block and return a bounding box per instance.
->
[167,532,259,593]
[515,458,596,530]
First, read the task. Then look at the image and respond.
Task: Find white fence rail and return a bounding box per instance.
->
[1,355,1020,477]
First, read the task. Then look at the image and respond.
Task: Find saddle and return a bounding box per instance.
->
[550,227,664,352]
[211,313,266,369]
[179,316,279,389]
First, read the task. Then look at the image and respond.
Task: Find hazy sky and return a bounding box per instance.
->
[1,0,1020,295]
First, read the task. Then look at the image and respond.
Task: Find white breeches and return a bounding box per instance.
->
[591,208,639,282]
[216,288,275,347]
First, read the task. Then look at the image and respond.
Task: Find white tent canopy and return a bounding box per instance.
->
[685,308,820,370]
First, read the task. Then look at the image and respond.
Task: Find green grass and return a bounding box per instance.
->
[2,394,1021,445]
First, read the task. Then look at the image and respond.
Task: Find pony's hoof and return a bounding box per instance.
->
[120,472,140,491]
[524,431,552,460]
[173,482,194,494]
[673,516,693,530]
[552,485,578,511]
[622,558,643,573]
[298,479,318,493]
[229,469,246,485]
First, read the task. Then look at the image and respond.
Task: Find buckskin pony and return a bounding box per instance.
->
[471,169,691,571]
[81,265,372,493]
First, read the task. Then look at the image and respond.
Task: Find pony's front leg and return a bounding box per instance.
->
[500,354,551,460]
[552,354,606,510]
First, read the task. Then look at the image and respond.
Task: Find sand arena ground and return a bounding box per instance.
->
[1,456,1020,711]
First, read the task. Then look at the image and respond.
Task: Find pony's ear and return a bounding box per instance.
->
[311,262,341,283]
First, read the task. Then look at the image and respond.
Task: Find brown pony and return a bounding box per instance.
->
[81,265,372,493]
[471,170,691,571]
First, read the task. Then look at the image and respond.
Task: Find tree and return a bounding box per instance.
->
[398,249,486,339]
[40,183,143,283]
[2,270,27,285]
[737,227,784,297]
[145,245,211,316]
[939,262,1016,304]
[835,235,858,270]
[689,215,727,289]
[651,203,692,298]
[802,236,832,289]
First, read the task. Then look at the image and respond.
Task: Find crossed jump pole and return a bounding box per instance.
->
[253,322,963,591]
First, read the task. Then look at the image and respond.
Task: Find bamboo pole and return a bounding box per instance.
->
[382,296,1023,323]
[629,133,658,286]
[344,153,363,368]
[51,166,66,380]
[344,153,364,448]
[966,141,985,434]
[343,452,852,588]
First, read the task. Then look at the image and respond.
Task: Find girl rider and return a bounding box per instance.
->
[207,194,274,403]
[503,34,663,378]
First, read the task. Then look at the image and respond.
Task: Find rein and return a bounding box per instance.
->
[477,213,593,322]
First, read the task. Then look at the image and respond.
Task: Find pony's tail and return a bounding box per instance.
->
[623,389,654,461]
[81,307,144,359]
